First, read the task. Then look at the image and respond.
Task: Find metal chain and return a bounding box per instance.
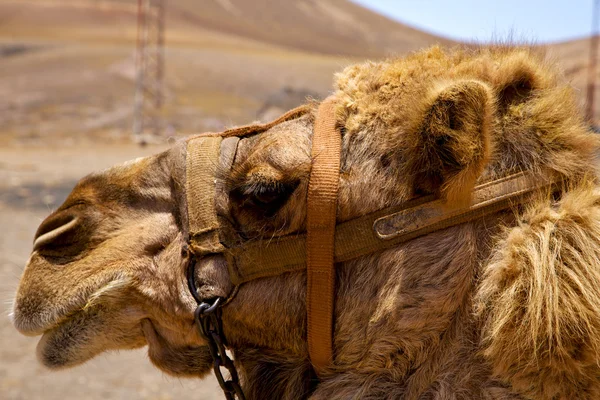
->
[194,298,245,400]
[186,252,245,400]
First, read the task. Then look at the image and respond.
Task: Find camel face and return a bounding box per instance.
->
[10,149,212,371]
[12,46,600,399]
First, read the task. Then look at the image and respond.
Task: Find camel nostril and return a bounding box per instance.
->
[33,215,79,252]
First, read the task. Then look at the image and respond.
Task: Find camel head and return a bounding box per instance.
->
[10,147,219,374]
[12,47,600,399]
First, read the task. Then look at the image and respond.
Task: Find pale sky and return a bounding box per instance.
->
[352,0,596,43]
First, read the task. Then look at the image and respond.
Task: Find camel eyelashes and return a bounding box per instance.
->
[249,181,298,205]
[232,178,299,215]
[247,180,297,204]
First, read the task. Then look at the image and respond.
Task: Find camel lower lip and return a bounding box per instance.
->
[35,310,93,369]
[36,329,67,368]
[35,305,147,369]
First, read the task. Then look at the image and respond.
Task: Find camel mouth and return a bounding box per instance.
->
[12,274,134,337]
[35,302,147,369]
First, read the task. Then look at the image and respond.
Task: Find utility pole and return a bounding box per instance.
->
[587,0,600,125]
[133,0,165,143]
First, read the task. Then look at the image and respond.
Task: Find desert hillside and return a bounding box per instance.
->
[0,0,596,145]
[0,0,456,145]
[0,0,453,55]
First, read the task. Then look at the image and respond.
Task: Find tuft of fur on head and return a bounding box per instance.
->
[475,183,600,399]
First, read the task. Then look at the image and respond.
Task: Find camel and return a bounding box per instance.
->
[11,46,600,399]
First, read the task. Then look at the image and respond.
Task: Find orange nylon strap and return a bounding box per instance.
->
[306,96,341,373]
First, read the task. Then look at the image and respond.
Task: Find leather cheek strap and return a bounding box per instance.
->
[306,96,341,374]
[186,136,240,256]
[186,136,224,256]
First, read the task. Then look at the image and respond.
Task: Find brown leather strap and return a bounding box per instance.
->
[186,136,225,255]
[186,104,312,141]
[226,170,560,285]
[306,96,341,373]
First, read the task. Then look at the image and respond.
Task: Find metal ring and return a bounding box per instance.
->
[186,255,204,304]
[194,303,210,323]
[202,297,223,314]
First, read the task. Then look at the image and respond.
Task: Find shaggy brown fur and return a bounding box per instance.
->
[12,46,600,399]
[476,186,600,399]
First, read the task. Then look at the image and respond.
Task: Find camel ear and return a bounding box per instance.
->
[411,80,494,204]
[494,50,550,113]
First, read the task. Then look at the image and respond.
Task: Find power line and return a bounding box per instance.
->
[586,0,599,125]
[133,0,165,144]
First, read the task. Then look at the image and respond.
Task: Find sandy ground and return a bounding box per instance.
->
[0,143,223,400]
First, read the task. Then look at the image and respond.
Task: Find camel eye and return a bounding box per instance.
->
[251,182,295,206]
[233,179,299,216]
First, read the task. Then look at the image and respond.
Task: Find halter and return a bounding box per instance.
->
[184,97,559,399]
